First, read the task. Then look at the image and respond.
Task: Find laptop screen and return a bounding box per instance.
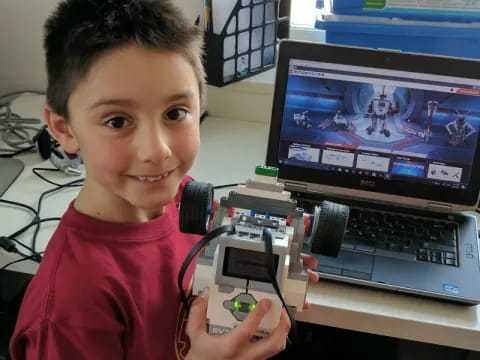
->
[266,41,480,208]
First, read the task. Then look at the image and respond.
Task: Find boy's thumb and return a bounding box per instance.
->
[186,287,209,336]
[199,287,209,299]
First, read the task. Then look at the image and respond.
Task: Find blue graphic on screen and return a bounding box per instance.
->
[391,159,425,177]
[278,62,480,187]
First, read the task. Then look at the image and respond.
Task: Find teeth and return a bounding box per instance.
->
[136,173,167,182]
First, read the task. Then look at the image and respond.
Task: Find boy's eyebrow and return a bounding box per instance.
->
[88,91,196,110]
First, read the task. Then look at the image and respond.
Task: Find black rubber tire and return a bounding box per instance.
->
[179,181,214,235]
[310,201,349,257]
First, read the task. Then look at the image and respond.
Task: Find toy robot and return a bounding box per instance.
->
[365,93,391,137]
[178,166,349,338]
[446,115,475,146]
[293,110,312,128]
[332,110,354,132]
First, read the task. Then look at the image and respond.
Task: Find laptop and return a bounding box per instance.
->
[0,159,24,198]
[266,40,480,305]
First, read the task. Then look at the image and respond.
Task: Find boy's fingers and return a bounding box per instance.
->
[186,288,209,338]
[246,309,291,359]
[301,253,318,269]
[308,269,319,283]
[231,299,272,344]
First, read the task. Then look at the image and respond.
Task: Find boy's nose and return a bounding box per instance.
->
[136,125,172,163]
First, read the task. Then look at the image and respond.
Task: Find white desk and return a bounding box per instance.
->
[1,96,480,352]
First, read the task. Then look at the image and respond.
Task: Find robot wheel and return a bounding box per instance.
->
[179,181,214,235]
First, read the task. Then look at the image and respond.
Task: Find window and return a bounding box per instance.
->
[289,0,326,43]
[291,0,316,27]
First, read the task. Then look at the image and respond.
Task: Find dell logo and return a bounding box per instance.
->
[360,180,376,188]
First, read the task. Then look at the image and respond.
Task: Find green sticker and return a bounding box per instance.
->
[364,0,386,9]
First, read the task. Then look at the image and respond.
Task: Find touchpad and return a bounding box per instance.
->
[312,250,374,275]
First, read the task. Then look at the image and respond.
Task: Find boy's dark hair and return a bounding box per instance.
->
[44,0,205,119]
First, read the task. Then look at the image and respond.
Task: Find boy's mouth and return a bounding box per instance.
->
[133,171,171,182]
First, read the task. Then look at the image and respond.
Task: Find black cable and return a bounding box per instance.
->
[262,228,298,343]
[1,235,42,263]
[10,237,37,255]
[0,199,38,216]
[213,183,243,190]
[178,225,236,312]
[9,217,61,240]
[32,168,83,187]
[1,253,44,271]
[0,199,41,255]
[0,171,82,256]
[0,145,35,158]
[31,178,84,253]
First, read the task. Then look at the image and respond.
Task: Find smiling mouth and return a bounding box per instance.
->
[133,171,172,182]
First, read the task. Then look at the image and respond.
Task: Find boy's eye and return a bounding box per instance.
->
[105,116,128,129]
[166,108,189,121]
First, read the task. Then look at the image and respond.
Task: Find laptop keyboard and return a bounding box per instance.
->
[343,207,459,266]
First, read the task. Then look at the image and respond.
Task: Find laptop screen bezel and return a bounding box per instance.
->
[266,40,480,207]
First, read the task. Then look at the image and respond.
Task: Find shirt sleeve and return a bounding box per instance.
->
[10,321,123,360]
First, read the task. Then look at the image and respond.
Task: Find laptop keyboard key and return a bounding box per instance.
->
[445,258,458,266]
[346,207,459,267]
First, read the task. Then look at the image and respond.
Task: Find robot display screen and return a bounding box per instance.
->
[277,59,480,190]
[223,247,279,283]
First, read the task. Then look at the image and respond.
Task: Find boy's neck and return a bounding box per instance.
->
[73,180,165,223]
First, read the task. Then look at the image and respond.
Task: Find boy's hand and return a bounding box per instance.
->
[186,289,291,360]
[301,253,319,310]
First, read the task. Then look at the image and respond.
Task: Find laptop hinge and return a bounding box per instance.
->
[284,181,308,192]
[427,202,453,212]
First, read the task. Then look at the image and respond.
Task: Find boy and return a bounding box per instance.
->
[10,0,319,359]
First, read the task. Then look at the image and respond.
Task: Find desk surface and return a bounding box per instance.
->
[1,98,480,351]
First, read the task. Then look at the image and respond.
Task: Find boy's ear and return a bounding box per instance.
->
[43,104,80,154]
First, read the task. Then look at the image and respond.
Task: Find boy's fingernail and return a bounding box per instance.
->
[200,287,209,298]
[262,299,272,311]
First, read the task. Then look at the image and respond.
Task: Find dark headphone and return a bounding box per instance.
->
[34,126,82,175]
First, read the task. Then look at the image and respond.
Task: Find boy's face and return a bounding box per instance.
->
[51,45,201,221]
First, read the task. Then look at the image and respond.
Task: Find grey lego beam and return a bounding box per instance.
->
[219,193,304,217]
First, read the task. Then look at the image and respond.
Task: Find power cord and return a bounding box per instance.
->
[0,237,43,270]
[0,168,84,261]
[213,183,243,190]
[262,228,297,343]
[32,168,83,188]
[178,225,236,311]
[0,91,44,157]
[29,170,84,254]
[0,200,52,264]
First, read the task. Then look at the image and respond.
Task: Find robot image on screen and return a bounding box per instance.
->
[281,75,480,170]
[176,166,350,338]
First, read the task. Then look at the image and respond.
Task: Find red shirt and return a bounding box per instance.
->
[10,177,200,360]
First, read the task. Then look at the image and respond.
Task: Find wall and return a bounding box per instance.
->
[0,0,203,96]
[0,0,58,95]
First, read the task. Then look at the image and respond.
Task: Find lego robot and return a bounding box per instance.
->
[446,115,475,146]
[332,110,354,132]
[365,93,391,138]
[178,166,349,338]
[293,110,313,128]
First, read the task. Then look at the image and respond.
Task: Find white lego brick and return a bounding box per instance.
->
[192,263,214,296]
[236,185,291,201]
[254,174,279,184]
[283,275,308,313]
[270,215,287,226]
[233,208,251,217]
